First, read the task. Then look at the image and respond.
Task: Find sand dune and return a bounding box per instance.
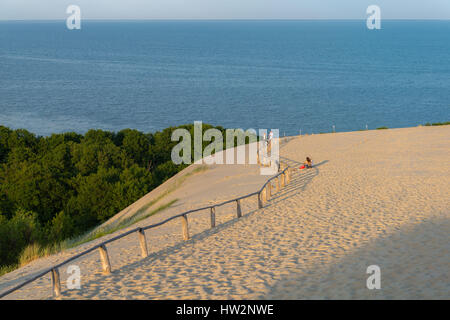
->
[1,126,449,299]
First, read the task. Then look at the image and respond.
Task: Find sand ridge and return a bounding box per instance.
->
[0,126,449,299]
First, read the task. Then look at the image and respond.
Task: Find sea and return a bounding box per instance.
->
[0,20,449,136]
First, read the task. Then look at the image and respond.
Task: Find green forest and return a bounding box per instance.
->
[0,123,229,274]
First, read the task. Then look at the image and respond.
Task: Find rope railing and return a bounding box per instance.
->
[0,161,293,299]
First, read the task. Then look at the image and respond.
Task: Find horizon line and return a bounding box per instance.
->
[1,18,450,22]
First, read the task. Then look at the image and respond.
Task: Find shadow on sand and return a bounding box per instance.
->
[263,217,450,299]
[265,158,329,206]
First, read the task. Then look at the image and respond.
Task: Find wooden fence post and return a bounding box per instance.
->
[285,169,290,184]
[281,173,286,188]
[277,176,281,191]
[181,214,189,240]
[236,199,242,218]
[258,192,263,209]
[51,268,61,298]
[210,207,216,228]
[267,182,272,199]
[137,228,148,258]
[98,245,111,274]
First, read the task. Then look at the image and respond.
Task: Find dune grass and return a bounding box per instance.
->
[70,164,208,246]
[69,199,178,247]
[0,264,18,277]
[424,121,450,126]
[0,243,67,277]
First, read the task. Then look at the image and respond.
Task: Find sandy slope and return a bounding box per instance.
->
[1,126,449,299]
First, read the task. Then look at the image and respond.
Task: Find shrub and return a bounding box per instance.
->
[0,209,41,267]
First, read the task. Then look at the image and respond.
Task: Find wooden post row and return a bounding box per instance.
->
[138,228,148,258]
[181,214,189,241]
[51,168,290,299]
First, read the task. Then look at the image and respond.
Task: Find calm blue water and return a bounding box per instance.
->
[0,20,449,136]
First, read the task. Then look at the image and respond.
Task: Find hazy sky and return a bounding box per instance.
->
[0,0,449,20]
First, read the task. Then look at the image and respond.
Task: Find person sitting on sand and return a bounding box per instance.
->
[300,157,313,169]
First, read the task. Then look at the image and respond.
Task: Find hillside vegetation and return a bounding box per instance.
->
[0,123,229,273]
